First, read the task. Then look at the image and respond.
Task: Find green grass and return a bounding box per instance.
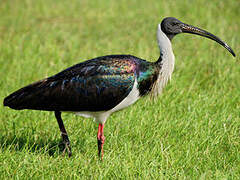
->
[0,0,239,179]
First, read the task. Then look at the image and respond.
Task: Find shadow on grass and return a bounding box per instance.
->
[0,134,68,156]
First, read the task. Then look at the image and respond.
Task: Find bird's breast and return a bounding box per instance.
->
[110,78,140,112]
[137,67,159,97]
[75,78,140,123]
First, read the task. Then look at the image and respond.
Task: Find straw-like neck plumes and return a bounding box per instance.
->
[151,24,175,97]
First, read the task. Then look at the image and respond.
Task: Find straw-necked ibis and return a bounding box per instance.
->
[3,17,235,159]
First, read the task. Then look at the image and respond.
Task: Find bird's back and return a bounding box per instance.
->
[4,55,158,112]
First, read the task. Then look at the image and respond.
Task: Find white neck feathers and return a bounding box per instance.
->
[152,24,175,97]
[157,24,174,60]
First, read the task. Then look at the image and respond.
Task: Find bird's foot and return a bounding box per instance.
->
[62,141,72,157]
[60,132,72,157]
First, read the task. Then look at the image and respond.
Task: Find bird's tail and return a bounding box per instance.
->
[3,79,49,110]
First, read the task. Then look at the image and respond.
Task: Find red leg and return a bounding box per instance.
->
[97,123,105,160]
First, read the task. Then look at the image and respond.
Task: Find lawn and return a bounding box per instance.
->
[0,0,239,179]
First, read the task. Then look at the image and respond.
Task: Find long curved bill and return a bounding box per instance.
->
[180,23,236,57]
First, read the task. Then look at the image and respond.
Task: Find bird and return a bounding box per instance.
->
[3,17,235,159]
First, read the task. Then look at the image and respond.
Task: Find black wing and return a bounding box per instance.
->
[4,55,140,112]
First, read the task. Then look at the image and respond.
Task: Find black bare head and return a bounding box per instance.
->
[161,17,184,40]
[161,17,235,57]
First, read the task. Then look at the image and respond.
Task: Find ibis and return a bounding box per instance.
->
[3,17,235,159]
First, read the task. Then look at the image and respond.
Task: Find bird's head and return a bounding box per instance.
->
[161,17,235,57]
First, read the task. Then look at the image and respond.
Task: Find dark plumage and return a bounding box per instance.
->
[3,17,235,159]
[4,55,159,112]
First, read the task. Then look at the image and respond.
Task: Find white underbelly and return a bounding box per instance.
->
[110,78,140,113]
[75,78,140,124]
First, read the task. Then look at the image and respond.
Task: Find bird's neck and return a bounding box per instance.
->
[156,24,175,71]
[152,24,175,96]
